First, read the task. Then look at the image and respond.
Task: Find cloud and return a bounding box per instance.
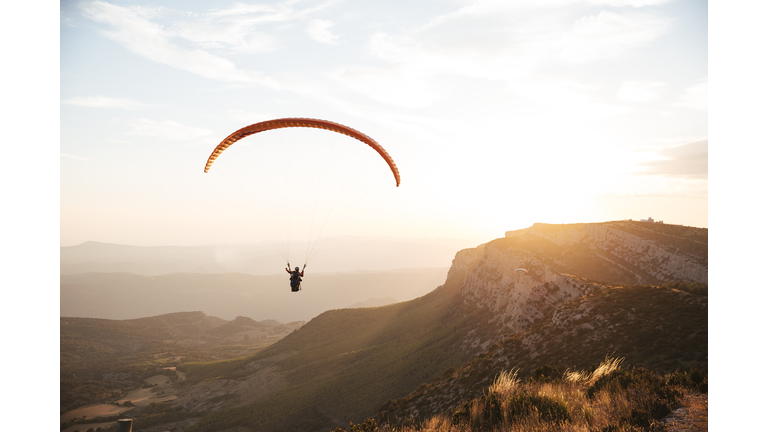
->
[447,0,672,12]
[333,1,672,113]
[124,119,216,141]
[307,19,339,44]
[589,0,673,6]
[635,139,708,179]
[616,81,666,102]
[80,1,278,86]
[170,2,290,54]
[61,95,157,109]
[172,24,276,54]
[560,11,670,63]
[61,153,91,161]
[673,78,707,111]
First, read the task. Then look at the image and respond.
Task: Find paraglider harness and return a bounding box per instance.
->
[287,263,306,292]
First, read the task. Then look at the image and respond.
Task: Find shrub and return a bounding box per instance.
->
[506,392,571,424]
[532,364,567,383]
[668,368,708,393]
[451,391,570,429]
[332,417,378,432]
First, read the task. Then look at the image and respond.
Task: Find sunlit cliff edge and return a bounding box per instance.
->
[445,220,706,350]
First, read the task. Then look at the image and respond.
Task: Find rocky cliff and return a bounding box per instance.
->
[445,221,707,351]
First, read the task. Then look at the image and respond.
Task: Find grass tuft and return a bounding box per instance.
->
[488,369,520,398]
[565,355,625,385]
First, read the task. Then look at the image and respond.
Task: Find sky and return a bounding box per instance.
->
[56,0,709,248]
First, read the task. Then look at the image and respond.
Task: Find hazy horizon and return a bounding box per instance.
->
[60,235,477,276]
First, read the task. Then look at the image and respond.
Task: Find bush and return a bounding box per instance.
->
[532,364,567,383]
[332,417,378,432]
[667,368,708,393]
[451,391,570,429]
[506,393,571,423]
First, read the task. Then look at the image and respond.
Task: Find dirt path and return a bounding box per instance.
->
[60,403,131,423]
[61,374,180,430]
[663,392,708,431]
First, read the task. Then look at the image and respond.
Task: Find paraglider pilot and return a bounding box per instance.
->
[286,263,305,292]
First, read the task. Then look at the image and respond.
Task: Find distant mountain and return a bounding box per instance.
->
[60,237,477,275]
[161,221,707,432]
[60,268,449,322]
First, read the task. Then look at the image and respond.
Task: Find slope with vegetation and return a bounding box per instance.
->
[376,281,707,426]
[179,276,487,432]
[341,355,706,432]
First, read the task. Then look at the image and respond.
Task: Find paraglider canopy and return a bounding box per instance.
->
[204,117,400,187]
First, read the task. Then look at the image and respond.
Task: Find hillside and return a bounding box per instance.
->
[177,277,481,431]
[376,282,707,426]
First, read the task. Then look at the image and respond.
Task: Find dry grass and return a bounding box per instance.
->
[383,355,691,432]
[488,369,520,398]
[564,355,625,385]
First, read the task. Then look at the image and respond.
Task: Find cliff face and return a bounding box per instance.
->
[445,221,707,349]
[520,222,708,283]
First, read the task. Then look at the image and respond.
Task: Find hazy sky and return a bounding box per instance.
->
[58,0,708,247]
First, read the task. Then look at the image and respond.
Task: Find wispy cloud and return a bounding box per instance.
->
[590,0,673,6]
[616,81,666,102]
[307,19,339,44]
[327,1,672,113]
[124,119,216,141]
[635,139,708,179]
[61,95,157,109]
[61,153,91,161]
[673,78,707,111]
[560,11,670,63]
[80,1,278,86]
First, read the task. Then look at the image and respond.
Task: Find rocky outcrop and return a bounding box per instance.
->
[520,222,707,283]
[446,221,707,350]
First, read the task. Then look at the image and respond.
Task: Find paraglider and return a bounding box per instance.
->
[513,268,528,274]
[286,263,305,292]
[205,118,400,292]
[204,117,400,187]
